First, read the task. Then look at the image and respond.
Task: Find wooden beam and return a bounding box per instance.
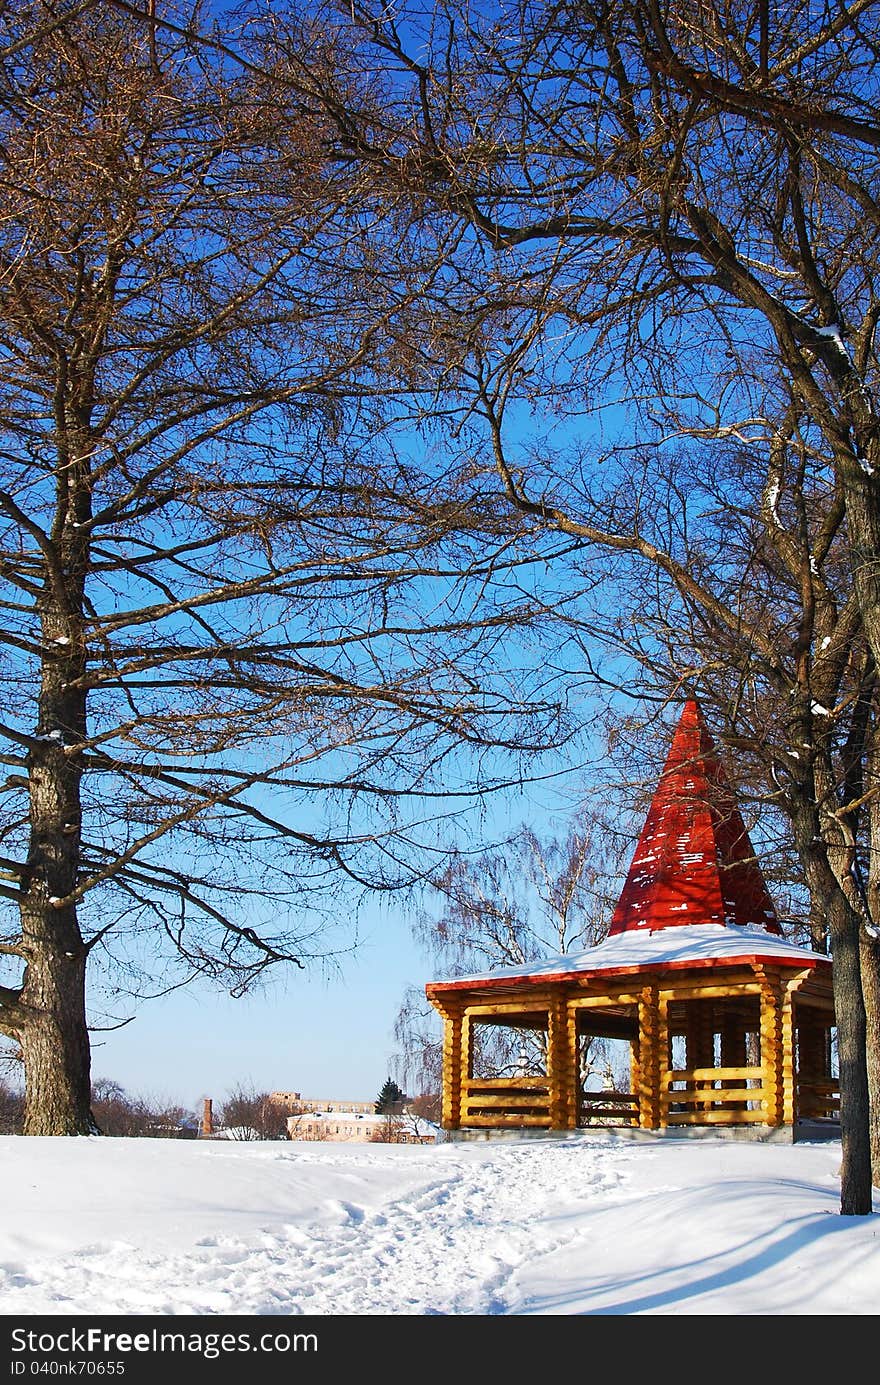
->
[658,994,669,1128]
[570,992,644,1010]
[665,1109,770,1125]
[665,1065,762,1082]
[462,1113,551,1127]
[582,1090,638,1102]
[466,1076,549,1091]
[579,1110,639,1123]
[663,1085,766,1103]
[797,1018,829,1084]
[576,1014,639,1040]
[462,1001,551,1019]
[459,990,558,1010]
[462,1093,551,1110]
[660,981,763,1001]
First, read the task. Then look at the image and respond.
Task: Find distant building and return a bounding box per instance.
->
[269,1092,436,1144]
[287,1109,435,1143]
[269,1092,376,1115]
[289,1110,381,1142]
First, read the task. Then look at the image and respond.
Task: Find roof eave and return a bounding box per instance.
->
[425,949,829,1000]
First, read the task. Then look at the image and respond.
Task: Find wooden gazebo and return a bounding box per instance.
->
[426,700,837,1139]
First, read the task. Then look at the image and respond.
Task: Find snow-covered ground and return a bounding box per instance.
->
[0,1132,876,1316]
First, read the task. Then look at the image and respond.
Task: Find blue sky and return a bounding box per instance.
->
[0,0,668,1114]
[89,899,429,1108]
[88,772,588,1110]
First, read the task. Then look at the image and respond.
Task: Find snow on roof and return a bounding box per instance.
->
[294,1110,386,1123]
[428,922,828,993]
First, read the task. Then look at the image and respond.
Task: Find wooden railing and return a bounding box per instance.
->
[578,1090,639,1126]
[460,1076,551,1127]
[459,1067,839,1130]
[798,1077,840,1121]
[662,1065,767,1125]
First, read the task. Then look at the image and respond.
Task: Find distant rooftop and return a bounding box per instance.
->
[269,1095,377,1113]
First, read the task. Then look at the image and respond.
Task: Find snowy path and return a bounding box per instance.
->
[0,1134,874,1315]
[0,1139,635,1315]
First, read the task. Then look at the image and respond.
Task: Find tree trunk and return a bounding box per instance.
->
[19,928,93,1136]
[860,935,880,1186]
[790,793,873,1213]
[18,455,93,1134]
[829,901,873,1213]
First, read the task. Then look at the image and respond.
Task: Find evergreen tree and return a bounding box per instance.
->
[375,1078,405,1115]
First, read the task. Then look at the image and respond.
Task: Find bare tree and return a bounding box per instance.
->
[369,1110,407,1142]
[0,3,573,1136]
[395,817,625,1090]
[404,1089,441,1130]
[90,1077,196,1137]
[218,1085,290,1141]
[279,0,880,1211]
[90,1079,149,1137]
[0,1075,23,1134]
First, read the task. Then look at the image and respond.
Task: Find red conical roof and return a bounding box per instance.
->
[608,699,782,936]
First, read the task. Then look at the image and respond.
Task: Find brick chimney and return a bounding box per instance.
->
[201,1098,214,1138]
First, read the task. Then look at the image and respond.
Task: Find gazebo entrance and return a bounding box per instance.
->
[427,701,837,1140]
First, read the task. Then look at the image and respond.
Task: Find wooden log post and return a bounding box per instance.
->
[638,980,663,1129]
[460,1011,472,1125]
[780,981,797,1127]
[719,1004,748,1114]
[687,999,715,1111]
[797,1011,831,1118]
[684,1001,700,1104]
[440,1005,465,1130]
[703,999,718,1112]
[798,1019,825,1078]
[630,1033,641,1122]
[757,968,785,1127]
[698,999,716,1070]
[684,999,713,1070]
[548,994,577,1130]
[720,1006,747,1068]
